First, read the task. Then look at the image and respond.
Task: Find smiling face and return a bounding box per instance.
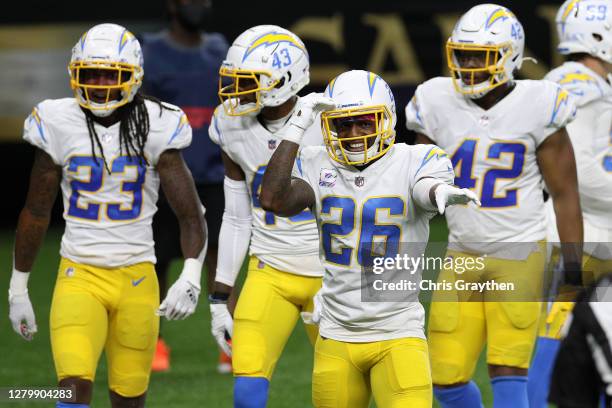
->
[334,114,377,153]
[79,68,127,104]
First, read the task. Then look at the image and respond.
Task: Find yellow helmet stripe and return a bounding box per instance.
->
[327,76,338,97]
[561,0,582,23]
[367,72,379,97]
[485,7,515,29]
[243,32,304,62]
[118,29,134,54]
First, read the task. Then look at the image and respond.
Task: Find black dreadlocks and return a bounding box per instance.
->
[84,93,177,173]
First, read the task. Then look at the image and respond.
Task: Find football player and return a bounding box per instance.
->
[528,1,612,406]
[260,70,479,408]
[405,4,583,408]
[8,24,207,408]
[207,25,323,408]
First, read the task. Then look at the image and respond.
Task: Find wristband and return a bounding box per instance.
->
[208,293,229,304]
[182,258,202,290]
[9,269,30,296]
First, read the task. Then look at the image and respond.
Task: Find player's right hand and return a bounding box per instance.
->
[8,291,37,341]
[284,93,336,144]
[209,303,233,356]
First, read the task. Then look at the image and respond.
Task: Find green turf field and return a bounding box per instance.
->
[0,217,493,407]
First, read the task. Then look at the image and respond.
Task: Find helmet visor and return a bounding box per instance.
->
[321,105,394,166]
[69,60,140,112]
[218,66,278,116]
[446,41,512,95]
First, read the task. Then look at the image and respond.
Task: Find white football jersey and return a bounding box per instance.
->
[545,62,612,229]
[406,78,576,258]
[209,100,322,277]
[23,97,192,267]
[294,143,454,342]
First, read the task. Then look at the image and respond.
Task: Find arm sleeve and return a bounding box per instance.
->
[405,85,435,140]
[23,103,61,165]
[215,176,253,287]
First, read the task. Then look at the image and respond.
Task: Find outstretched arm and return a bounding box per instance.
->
[260,140,315,216]
[537,127,583,278]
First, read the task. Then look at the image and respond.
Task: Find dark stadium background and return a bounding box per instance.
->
[0,2,564,406]
[0,0,564,228]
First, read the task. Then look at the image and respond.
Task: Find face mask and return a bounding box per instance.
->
[176,1,212,32]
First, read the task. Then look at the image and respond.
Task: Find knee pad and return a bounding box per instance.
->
[234,377,269,408]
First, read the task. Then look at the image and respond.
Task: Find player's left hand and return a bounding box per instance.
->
[9,291,37,341]
[157,260,202,320]
[434,184,481,214]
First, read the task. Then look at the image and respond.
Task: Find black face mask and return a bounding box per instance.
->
[176,2,212,32]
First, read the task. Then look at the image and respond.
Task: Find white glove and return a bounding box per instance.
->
[157,259,201,320]
[209,302,233,356]
[8,269,37,341]
[434,184,481,214]
[301,290,324,325]
[284,93,336,144]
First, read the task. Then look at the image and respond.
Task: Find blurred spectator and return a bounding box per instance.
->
[549,273,612,408]
[141,0,231,373]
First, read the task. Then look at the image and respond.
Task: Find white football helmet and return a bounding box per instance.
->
[218,25,310,116]
[447,4,525,98]
[321,70,396,166]
[68,23,143,117]
[557,0,612,64]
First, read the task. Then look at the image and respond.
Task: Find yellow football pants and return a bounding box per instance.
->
[232,256,322,379]
[50,258,159,397]
[428,245,545,385]
[312,336,432,408]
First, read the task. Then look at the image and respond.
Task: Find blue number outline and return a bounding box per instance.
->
[480,142,526,208]
[67,155,104,221]
[66,155,147,221]
[106,156,147,221]
[451,139,478,190]
[356,196,405,266]
[320,195,356,266]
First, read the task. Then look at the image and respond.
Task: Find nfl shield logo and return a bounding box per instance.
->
[268,139,277,150]
[355,176,365,187]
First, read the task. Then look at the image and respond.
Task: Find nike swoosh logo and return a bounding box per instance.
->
[132,276,146,287]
